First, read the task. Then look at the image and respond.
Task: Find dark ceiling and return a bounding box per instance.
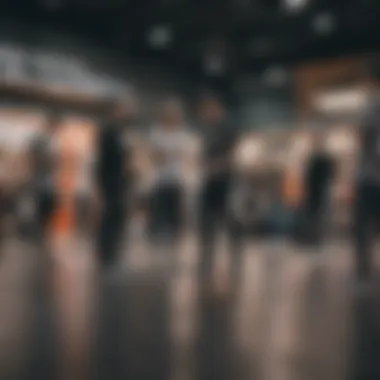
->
[2,0,380,92]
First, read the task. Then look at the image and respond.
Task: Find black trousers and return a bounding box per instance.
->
[36,185,56,241]
[353,181,380,280]
[302,192,326,245]
[198,178,244,284]
[149,184,183,244]
[75,193,96,237]
[98,191,125,267]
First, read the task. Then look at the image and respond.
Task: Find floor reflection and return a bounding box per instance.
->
[1,234,380,380]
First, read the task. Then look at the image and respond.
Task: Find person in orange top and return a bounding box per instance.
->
[283,168,303,209]
[49,120,88,240]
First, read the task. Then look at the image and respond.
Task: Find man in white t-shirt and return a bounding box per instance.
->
[148,99,190,244]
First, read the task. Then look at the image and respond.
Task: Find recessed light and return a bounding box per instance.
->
[313,12,335,35]
[283,0,308,13]
[147,25,172,49]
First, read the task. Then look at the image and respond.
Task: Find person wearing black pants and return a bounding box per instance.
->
[30,112,61,243]
[197,94,241,291]
[96,97,137,268]
[301,133,334,246]
[98,187,126,267]
[353,59,380,286]
[354,182,380,282]
[199,179,244,285]
[148,99,188,247]
[149,184,183,244]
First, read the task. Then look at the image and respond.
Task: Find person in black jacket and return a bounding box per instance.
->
[96,97,137,268]
[353,59,380,286]
[197,94,241,291]
[301,132,335,246]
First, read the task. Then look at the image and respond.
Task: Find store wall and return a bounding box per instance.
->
[0,29,197,116]
[295,55,367,119]
[235,74,296,131]
[0,109,45,152]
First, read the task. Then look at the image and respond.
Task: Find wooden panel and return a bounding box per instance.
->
[295,55,367,120]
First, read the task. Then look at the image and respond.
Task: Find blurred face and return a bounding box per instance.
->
[311,133,325,153]
[160,102,183,128]
[45,114,62,134]
[112,98,138,123]
[198,98,224,126]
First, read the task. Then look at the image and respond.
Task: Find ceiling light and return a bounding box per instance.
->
[283,0,308,12]
[147,25,172,49]
[313,12,335,35]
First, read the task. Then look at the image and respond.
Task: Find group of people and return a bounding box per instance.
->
[13,93,244,291]
[298,59,380,291]
[96,93,243,289]
[2,58,380,294]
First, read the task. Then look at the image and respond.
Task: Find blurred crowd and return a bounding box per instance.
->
[1,57,380,291]
[0,91,337,274]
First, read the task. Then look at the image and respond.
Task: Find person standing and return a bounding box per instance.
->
[148,99,189,247]
[353,59,380,287]
[301,132,335,246]
[73,123,97,239]
[30,111,62,243]
[96,97,137,268]
[0,149,10,247]
[197,94,241,290]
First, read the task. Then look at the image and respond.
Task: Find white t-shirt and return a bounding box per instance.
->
[75,153,95,196]
[149,126,189,187]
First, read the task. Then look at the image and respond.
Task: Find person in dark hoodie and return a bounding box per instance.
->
[353,58,380,288]
[96,95,137,268]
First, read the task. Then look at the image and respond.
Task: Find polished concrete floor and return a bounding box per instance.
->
[0,233,380,380]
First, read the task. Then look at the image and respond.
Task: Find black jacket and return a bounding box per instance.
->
[202,120,239,183]
[304,152,334,205]
[358,94,380,185]
[96,123,129,195]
